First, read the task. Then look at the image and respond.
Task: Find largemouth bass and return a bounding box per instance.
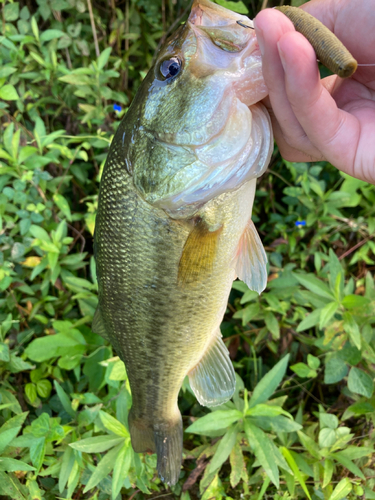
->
[93,0,272,485]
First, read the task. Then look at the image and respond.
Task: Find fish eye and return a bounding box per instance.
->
[158,57,182,80]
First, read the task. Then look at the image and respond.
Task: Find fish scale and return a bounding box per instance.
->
[95,135,236,414]
[94,0,273,485]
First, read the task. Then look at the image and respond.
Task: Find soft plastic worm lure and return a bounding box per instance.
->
[275,5,357,78]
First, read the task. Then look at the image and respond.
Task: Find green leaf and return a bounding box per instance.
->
[264,311,280,339]
[30,437,45,471]
[186,410,242,434]
[28,479,43,500]
[31,413,50,437]
[0,427,22,454]
[0,458,35,472]
[348,367,374,398]
[97,47,112,70]
[307,354,320,370]
[207,424,238,474]
[0,85,19,101]
[342,294,370,309]
[330,452,365,480]
[0,67,17,79]
[252,415,302,433]
[289,450,314,477]
[319,412,338,430]
[297,431,321,459]
[244,419,279,487]
[343,312,361,350]
[324,357,348,384]
[0,471,26,500]
[0,343,10,362]
[249,354,289,407]
[319,428,336,448]
[112,442,132,499]
[53,193,72,221]
[99,411,128,437]
[25,330,86,362]
[293,273,334,300]
[59,74,93,85]
[54,381,76,418]
[229,443,244,489]
[69,435,125,453]
[296,308,322,332]
[319,301,339,329]
[337,446,374,460]
[83,443,122,493]
[290,362,317,379]
[29,225,50,242]
[280,447,311,500]
[4,3,20,21]
[58,446,75,494]
[40,29,66,41]
[36,379,52,399]
[246,404,293,419]
[328,477,352,500]
[214,0,248,14]
[323,458,334,488]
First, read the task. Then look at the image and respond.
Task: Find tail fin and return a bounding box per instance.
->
[128,408,155,453]
[128,409,183,486]
[154,414,183,486]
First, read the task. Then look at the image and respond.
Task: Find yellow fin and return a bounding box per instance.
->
[178,218,222,286]
[232,219,267,294]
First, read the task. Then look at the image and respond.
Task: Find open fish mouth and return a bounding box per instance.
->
[132,0,272,219]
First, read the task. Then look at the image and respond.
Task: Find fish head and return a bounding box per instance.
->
[124,0,272,218]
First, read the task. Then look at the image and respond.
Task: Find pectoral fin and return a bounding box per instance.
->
[178,218,222,286]
[92,307,110,341]
[233,219,267,294]
[188,329,235,407]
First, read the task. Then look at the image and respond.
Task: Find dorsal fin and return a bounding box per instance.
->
[232,219,267,294]
[178,218,222,286]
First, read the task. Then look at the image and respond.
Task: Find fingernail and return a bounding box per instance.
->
[254,21,265,56]
[277,42,287,72]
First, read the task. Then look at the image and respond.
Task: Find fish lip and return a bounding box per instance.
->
[189,0,254,28]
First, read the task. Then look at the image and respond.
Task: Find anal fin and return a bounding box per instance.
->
[188,329,236,407]
[178,218,222,286]
[92,307,110,341]
[232,219,267,294]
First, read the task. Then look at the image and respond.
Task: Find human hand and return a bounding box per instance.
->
[254,0,375,184]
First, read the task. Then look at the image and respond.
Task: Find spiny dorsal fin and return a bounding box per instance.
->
[232,219,267,294]
[178,218,222,286]
[92,307,110,341]
[188,328,236,407]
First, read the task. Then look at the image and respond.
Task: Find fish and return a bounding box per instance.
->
[93,0,273,486]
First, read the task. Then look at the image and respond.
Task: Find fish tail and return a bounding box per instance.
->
[154,413,183,486]
[128,408,155,453]
[128,408,183,486]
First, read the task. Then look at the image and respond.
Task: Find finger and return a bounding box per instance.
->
[279,30,360,175]
[254,9,323,160]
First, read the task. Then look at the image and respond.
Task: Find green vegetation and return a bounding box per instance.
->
[0,0,374,498]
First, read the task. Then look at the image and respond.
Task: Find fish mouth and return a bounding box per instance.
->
[138,0,272,218]
[189,0,253,28]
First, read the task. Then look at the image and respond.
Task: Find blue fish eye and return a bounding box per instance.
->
[159,57,182,80]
